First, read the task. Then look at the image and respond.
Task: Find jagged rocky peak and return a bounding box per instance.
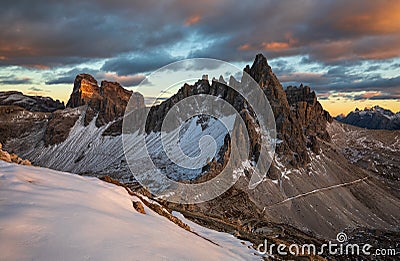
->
[244,53,289,109]
[286,84,316,105]
[244,54,331,166]
[145,53,332,167]
[66,74,145,126]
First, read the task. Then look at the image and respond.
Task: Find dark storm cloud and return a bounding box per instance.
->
[1,0,400,68]
[0,0,187,67]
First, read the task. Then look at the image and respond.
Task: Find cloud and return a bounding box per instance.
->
[99,72,147,86]
[279,72,328,85]
[28,86,44,92]
[1,0,399,70]
[46,67,147,87]
[0,76,32,85]
[101,50,181,75]
[45,68,99,85]
[185,14,201,26]
[46,76,76,85]
[0,0,187,67]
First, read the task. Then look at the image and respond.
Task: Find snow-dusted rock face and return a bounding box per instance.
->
[336,106,400,130]
[0,162,260,260]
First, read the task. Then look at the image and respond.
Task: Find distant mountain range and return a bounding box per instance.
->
[336,106,400,130]
[0,91,65,112]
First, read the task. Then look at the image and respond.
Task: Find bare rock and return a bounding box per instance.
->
[20,159,32,166]
[132,201,146,214]
[44,109,80,146]
[0,150,11,163]
[66,74,145,127]
[0,145,30,165]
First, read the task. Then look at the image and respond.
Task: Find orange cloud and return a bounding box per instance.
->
[262,41,289,51]
[184,15,201,26]
[237,44,252,51]
[262,32,298,51]
[334,4,400,34]
[25,64,50,70]
[360,91,382,99]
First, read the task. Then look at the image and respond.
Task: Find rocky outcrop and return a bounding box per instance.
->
[67,74,144,127]
[336,106,400,130]
[44,109,81,146]
[0,91,64,112]
[0,143,31,165]
[0,105,50,145]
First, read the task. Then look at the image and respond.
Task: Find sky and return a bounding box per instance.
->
[0,0,399,116]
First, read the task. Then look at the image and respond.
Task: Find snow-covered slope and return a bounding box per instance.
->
[9,110,231,182]
[0,162,259,260]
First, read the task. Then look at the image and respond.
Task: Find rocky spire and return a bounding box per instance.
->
[244,54,331,166]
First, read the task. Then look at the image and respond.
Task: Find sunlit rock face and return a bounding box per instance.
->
[67,74,144,127]
[67,74,100,108]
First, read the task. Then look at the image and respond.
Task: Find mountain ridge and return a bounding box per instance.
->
[336,105,400,130]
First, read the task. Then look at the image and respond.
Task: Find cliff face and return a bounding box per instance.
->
[67,74,144,127]
[285,85,332,154]
[245,54,331,166]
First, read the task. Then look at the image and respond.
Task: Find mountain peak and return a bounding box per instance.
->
[67,74,100,108]
[66,74,144,127]
[337,105,400,130]
[244,53,276,89]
